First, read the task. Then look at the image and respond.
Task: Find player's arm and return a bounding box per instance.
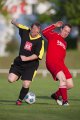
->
[20,54,38,61]
[34,39,44,60]
[11,19,19,27]
[11,19,29,30]
[20,39,44,61]
[42,21,64,39]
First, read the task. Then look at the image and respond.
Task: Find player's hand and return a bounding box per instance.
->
[54,21,64,27]
[11,19,16,24]
[11,19,18,27]
[20,55,29,61]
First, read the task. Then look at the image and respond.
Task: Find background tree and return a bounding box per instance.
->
[49,0,80,49]
[50,0,80,35]
[64,0,80,35]
[0,0,9,18]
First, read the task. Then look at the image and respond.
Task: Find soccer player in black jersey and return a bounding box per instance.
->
[8,19,44,105]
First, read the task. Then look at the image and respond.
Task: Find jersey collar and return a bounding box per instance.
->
[29,34,41,40]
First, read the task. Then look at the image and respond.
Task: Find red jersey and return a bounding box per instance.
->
[42,25,67,64]
[42,25,72,80]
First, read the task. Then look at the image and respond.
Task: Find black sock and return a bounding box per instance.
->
[18,87,29,101]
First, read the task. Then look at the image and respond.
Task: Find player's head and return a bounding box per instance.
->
[60,24,72,38]
[30,22,41,37]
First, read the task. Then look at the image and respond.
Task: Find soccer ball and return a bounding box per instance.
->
[24,92,36,104]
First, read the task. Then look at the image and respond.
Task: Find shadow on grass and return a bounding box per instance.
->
[69,98,80,101]
[36,96,80,101]
[37,96,51,100]
[0,100,16,105]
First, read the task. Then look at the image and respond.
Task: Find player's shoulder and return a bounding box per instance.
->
[18,24,30,31]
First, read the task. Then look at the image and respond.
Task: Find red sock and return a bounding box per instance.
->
[59,88,68,102]
[55,89,61,99]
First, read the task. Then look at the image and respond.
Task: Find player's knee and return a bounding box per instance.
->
[67,79,74,89]
[23,83,30,88]
[60,78,67,87]
[8,76,15,83]
[67,84,74,89]
[23,81,31,88]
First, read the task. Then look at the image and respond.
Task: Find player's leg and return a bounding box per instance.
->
[8,62,21,83]
[67,78,74,89]
[48,66,63,105]
[8,73,19,83]
[62,64,74,89]
[56,71,69,106]
[18,80,31,101]
[16,68,37,105]
[53,78,73,100]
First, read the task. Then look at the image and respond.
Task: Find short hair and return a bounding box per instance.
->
[62,24,72,29]
[31,22,41,28]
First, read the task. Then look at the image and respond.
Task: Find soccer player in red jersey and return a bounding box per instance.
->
[42,21,74,106]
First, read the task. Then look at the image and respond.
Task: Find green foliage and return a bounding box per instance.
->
[49,0,80,37]
[38,14,53,23]
[66,37,77,50]
[64,0,80,25]
[0,0,9,18]
[49,0,80,25]
[49,0,66,20]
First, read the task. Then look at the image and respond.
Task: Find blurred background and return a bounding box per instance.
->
[0,0,80,78]
[0,1,80,119]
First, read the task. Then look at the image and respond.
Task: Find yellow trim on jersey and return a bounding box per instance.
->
[29,34,41,40]
[18,24,29,30]
[32,70,37,81]
[39,40,44,59]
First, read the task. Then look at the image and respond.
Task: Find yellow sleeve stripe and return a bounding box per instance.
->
[32,70,37,81]
[39,40,44,59]
[18,24,29,30]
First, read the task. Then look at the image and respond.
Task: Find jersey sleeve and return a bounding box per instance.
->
[35,39,44,60]
[17,24,30,37]
[18,24,30,30]
[42,24,56,40]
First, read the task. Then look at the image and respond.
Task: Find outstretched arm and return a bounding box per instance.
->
[11,19,29,30]
[11,19,19,28]
[42,21,64,39]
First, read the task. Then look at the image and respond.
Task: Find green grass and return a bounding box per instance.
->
[0,74,80,120]
[0,50,80,69]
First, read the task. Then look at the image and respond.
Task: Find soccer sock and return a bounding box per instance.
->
[55,89,61,99]
[59,88,68,102]
[18,87,29,101]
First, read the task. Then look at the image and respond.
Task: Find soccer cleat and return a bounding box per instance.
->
[62,101,69,106]
[16,100,22,105]
[56,99,62,106]
[51,93,62,106]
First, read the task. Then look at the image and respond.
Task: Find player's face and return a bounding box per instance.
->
[60,26,71,38]
[30,25,40,37]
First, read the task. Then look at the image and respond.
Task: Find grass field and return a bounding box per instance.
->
[0,50,80,69]
[0,74,80,120]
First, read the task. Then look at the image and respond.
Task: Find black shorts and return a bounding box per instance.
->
[9,56,39,81]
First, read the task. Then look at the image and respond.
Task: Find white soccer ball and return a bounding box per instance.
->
[24,92,36,104]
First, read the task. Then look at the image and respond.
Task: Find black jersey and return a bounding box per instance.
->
[9,24,44,80]
[17,24,44,60]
